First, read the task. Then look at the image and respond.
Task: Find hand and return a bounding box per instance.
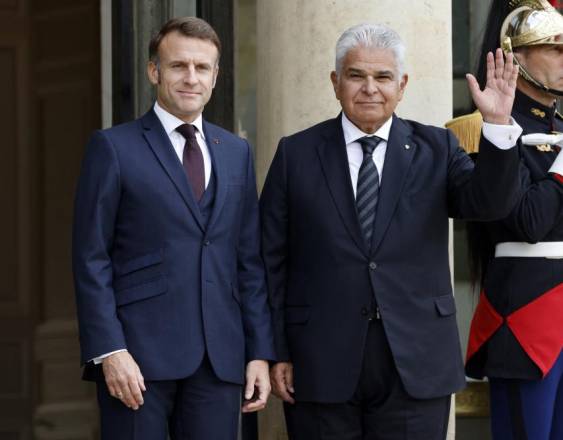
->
[242,360,271,413]
[467,48,518,125]
[102,351,146,410]
[270,362,295,404]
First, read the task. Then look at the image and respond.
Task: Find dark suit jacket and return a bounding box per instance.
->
[260,113,520,402]
[73,109,275,384]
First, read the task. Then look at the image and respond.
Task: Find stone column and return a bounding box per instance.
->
[256,2,455,439]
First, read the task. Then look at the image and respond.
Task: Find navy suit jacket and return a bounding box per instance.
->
[260,114,521,401]
[73,109,275,384]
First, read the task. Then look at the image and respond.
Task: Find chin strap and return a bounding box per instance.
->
[518,62,563,96]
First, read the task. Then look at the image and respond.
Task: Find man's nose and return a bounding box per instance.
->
[362,77,378,94]
[183,65,198,84]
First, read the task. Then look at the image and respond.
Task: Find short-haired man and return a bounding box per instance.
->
[260,23,522,439]
[73,17,274,439]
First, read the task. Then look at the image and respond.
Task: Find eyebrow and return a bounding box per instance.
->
[347,67,395,77]
[167,59,214,68]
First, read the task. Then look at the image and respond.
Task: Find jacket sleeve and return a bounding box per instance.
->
[259,138,291,362]
[72,130,126,364]
[447,129,521,221]
[499,151,563,242]
[236,140,276,362]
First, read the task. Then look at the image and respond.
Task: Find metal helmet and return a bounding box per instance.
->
[500,0,563,95]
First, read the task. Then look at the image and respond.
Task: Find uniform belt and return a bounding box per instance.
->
[495,242,563,259]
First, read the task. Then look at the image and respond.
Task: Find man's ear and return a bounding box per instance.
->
[147,61,159,85]
[513,48,525,66]
[212,65,219,89]
[330,71,339,98]
[398,73,409,100]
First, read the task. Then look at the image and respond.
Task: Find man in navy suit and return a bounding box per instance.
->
[260,23,522,439]
[73,17,274,439]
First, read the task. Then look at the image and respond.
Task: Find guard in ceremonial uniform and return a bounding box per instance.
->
[447,1,563,438]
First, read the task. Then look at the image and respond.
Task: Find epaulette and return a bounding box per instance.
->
[445,111,483,154]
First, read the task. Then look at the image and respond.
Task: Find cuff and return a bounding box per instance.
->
[549,148,563,176]
[91,348,127,365]
[482,117,523,150]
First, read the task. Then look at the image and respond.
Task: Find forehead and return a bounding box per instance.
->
[518,42,563,61]
[158,32,218,63]
[341,46,398,72]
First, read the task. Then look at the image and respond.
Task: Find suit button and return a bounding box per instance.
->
[369,262,377,270]
[361,307,369,316]
[204,240,211,246]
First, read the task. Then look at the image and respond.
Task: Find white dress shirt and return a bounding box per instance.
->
[341,112,522,199]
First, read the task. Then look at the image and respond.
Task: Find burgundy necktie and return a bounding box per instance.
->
[176,124,205,201]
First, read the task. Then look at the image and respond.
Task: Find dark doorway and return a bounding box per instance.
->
[0,0,101,438]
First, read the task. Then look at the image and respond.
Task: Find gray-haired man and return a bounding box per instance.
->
[260,23,522,439]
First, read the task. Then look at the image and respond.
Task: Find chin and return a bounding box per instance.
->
[178,104,200,114]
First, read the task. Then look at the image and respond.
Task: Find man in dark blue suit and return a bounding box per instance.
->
[73,17,274,439]
[260,23,522,439]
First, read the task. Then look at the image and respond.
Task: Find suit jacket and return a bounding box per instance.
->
[260,113,520,402]
[73,109,275,384]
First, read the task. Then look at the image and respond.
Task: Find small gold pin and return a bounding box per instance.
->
[404,144,410,150]
[531,108,546,118]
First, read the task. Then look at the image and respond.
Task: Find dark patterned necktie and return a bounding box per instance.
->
[176,124,205,201]
[356,136,382,247]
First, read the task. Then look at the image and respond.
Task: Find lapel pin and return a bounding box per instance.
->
[404,144,410,150]
[213,138,220,144]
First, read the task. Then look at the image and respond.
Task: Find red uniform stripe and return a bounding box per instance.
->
[467,284,563,377]
[506,283,563,377]
[466,292,504,362]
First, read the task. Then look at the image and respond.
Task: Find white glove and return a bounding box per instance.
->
[521,133,563,148]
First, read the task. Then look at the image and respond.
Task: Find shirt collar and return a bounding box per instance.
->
[153,101,205,139]
[341,112,393,145]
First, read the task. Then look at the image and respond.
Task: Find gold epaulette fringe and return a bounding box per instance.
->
[445,111,483,154]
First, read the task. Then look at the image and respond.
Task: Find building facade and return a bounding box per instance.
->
[3,0,556,438]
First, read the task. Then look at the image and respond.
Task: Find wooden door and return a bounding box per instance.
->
[0,0,101,438]
[0,1,34,438]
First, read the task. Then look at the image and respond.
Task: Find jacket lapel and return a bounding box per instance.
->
[317,115,369,256]
[203,121,228,232]
[370,115,415,254]
[141,110,205,232]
